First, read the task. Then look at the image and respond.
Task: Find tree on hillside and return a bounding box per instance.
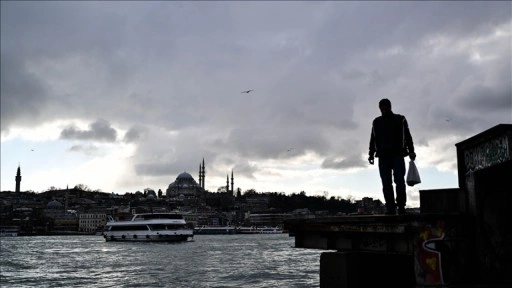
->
[74,184,91,191]
[244,189,257,196]
[144,188,155,195]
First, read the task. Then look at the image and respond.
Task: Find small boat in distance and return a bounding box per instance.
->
[103,212,193,242]
[235,226,259,234]
[193,226,236,235]
[0,226,19,237]
[256,226,283,234]
[235,226,283,234]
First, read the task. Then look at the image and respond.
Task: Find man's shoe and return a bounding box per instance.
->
[397,207,406,215]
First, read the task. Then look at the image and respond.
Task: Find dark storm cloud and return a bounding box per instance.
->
[1,0,510,187]
[231,161,258,180]
[0,1,139,132]
[60,119,117,142]
[312,1,511,57]
[135,162,176,178]
[322,155,366,170]
[219,124,330,160]
[0,54,50,131]
[342,69,366,81]
[69,144,99,155]
[458,84,512,113]
[123,126,147,143]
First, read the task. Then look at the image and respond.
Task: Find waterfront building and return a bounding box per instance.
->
[245,213,290,227]
[245,196,269,212]
[44,200,78,231]
[79,212,106,233]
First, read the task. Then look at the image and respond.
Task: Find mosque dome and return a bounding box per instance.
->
[47,200,63,209]
[177,172,194,180]
[174,172,198,186]
[147,190,157,199]
[166,171,201,197]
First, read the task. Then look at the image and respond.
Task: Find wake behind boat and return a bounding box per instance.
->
[103,212,193,242]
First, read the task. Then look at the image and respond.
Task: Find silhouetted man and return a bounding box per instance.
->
[368,98,416,215]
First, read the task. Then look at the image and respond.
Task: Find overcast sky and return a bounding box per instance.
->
[1,1,511,207]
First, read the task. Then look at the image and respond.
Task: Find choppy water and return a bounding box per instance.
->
[0,234,322,287]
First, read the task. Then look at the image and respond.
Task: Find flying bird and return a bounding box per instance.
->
[287,148,294,152]
[241,89,253,94]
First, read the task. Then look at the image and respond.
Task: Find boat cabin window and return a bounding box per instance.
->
[110,225,149,231]
[134,214,183,220]
[149,224,184,230]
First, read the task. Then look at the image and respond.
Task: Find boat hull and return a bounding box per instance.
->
[103,212,193,242]
[104,230,193,242]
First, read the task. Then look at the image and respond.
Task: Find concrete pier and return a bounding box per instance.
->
[286,213,470,287]
[320,251,415,288]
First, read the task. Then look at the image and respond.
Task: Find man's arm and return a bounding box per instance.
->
[403,117,415,160]
[368,125,376,164]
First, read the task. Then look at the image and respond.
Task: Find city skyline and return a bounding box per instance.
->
[1,2,511,208]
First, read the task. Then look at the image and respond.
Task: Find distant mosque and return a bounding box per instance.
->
[165,158,235,198]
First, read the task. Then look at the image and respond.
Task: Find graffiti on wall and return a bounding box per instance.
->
[463,135,509,173]
[415,221,449,286]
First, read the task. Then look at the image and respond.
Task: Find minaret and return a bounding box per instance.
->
[65,185,69,212]
[198,163,202,188]
[15,165,22,193]
[201,158,206,190]
[231,170,234,195]
[226,174,229,193]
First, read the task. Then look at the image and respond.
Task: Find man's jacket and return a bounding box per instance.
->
[369,112,414,158]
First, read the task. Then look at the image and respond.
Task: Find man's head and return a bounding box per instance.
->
[379,98,392,115]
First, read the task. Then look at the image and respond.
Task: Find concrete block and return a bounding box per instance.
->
[320,251,415,288]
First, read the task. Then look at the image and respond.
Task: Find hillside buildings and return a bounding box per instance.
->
[1,158,364,235]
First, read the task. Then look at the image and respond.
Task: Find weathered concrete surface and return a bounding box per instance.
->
[320,251,415,288]
[285,213,472,286]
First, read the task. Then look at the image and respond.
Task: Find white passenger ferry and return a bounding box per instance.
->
[103,212,193,242]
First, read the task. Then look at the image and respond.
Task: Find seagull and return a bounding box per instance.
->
[241,89,253,94]
[287,148,293,152]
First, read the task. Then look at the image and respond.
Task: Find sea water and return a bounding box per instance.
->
[0,234,323,287]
